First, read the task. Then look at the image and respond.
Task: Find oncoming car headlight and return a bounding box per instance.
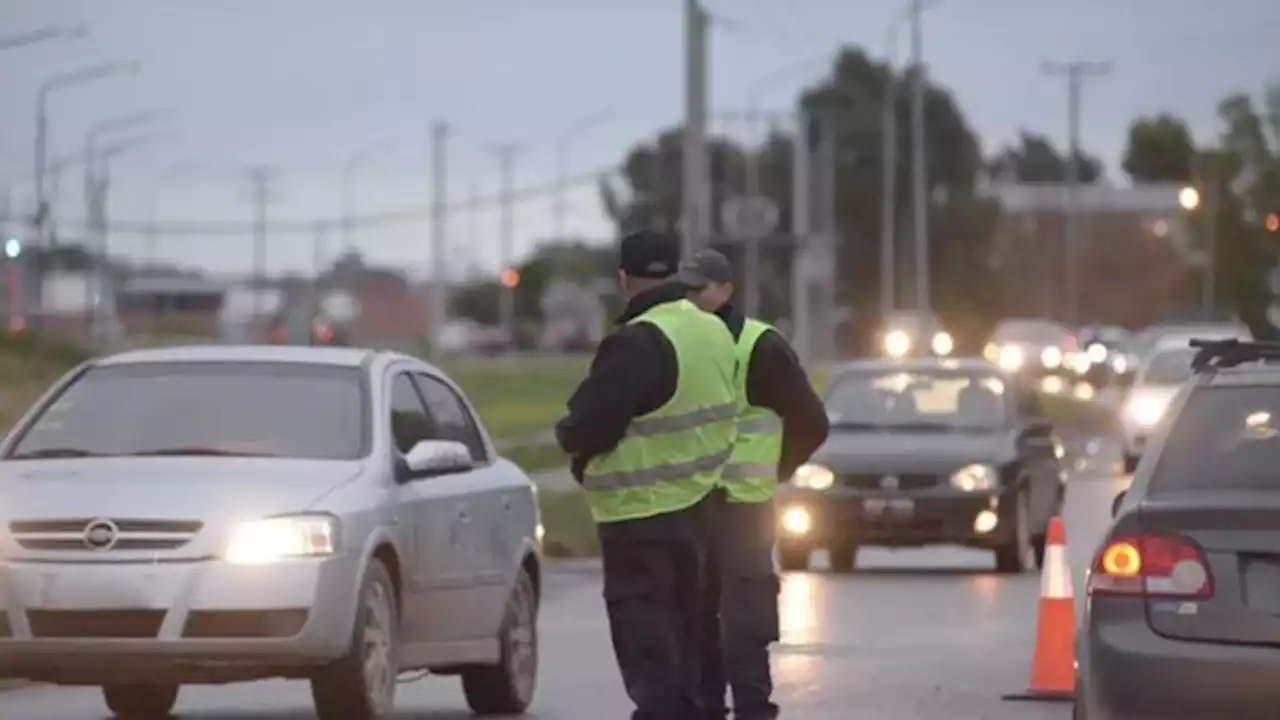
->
[950,463,998,492]
[931,331,954,356]
[1040,346,1063,369]
[792,464,835,490]
[997,345,1024,371]
[1125,394,1168,428]
[883,329,911,358]
[225,515,337,565]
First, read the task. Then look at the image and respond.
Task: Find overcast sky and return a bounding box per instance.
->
[1,0,1275,278]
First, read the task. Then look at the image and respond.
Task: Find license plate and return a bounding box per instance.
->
[1243,557,1280,613]
[863,498,915,516]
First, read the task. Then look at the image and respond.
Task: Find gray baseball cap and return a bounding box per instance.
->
[676,249,734,289]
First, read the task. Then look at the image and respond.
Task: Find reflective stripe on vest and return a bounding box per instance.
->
[721,317,785,503]
[582,298,739,523]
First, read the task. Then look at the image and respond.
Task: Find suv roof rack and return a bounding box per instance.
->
[1189,338,1280,372]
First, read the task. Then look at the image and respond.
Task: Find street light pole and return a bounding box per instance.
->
[494,143,521,342]
[33,62,139,250]
[682,0,710,257]
[0,25,86,52]
[908,0,930,314]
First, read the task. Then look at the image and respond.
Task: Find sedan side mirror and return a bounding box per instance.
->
[1111,490,1127,518]
[401,439,474,482]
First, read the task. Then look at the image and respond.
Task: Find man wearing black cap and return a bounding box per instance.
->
[555,229,740,720]
[679,248,830,720]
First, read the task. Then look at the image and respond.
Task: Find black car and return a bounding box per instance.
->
[1077,338,1280,720]
[776,357,1065,573]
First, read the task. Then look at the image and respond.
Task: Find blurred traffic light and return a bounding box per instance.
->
[499,267,520,288]
[1266,213,1279,233]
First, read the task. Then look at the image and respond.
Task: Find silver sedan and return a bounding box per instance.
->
[0,344,541,719]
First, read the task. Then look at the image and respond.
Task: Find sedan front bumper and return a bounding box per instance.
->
[776,487,1015,550]
[0,554,362,685]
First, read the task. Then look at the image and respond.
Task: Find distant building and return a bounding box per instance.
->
[985,181,1198,328]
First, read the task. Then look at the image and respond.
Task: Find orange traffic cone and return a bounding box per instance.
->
[1003,515,1075,703]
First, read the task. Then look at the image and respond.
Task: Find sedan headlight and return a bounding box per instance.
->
[997,345,1024,371]
[792,463,835,490]
[1110,354,1131,374]
[931,331,954,356]
[883,329,911,358]
[1041,346,1063,369]
[950,463,999,492]
[225,515,337,565]
[1125,394,1168,428]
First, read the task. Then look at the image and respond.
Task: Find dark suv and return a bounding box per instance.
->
[1077,338,1280,719]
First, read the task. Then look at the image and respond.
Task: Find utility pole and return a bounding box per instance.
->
[682,0,710,256]
[429,122,449,355]
[908,0,930,314]
[495,144,519,342]
[790,104,812,365]
[245,167,276,324]
[1042,60,1110,325]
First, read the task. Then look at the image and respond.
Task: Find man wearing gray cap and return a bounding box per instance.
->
[678,248,829,720]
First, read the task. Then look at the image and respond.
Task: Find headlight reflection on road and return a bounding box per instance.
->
[775,572,821,684]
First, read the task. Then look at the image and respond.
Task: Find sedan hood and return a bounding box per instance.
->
[810,430,1016,473]
[0,457,365,523]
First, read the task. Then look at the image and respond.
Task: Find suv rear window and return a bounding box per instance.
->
[1152,386,1280,490]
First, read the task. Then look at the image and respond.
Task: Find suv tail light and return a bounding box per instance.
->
[1087,534,1214,599]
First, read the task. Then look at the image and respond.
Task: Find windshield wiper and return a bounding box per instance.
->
[9,447,102,459]
[129,447,276,458]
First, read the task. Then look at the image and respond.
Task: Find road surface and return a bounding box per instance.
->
[0,439,1128,719]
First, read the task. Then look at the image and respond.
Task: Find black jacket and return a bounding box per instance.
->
[555,282,690,482]
[711,302,830,481]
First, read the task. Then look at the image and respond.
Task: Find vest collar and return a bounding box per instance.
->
[714,302,745,340]
[616,281,689,324]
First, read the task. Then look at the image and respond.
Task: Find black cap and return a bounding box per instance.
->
[676,248,734,288]
[618,229,682,279]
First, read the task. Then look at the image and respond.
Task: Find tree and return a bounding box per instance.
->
[599,46,1000,347]
[1121,114,1196,183]
[988,130,1103,183]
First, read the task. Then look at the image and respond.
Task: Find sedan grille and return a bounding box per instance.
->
[9,518,202,552]
[839,473,940,491]
[27,610,165,638]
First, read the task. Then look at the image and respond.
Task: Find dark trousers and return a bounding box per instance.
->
[700,491,780,720]
[599,495,713,720]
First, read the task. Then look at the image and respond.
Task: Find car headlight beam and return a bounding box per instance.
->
[931,331,954,356]
[1125,395,1168,428]
[883,329,911,358]
[224,515,338,565]
[950,463,999,492]
[792,463,835,490]
[997,345,1024,371]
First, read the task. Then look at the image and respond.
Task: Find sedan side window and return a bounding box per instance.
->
[414,373,489,462]
[389,373,435,454]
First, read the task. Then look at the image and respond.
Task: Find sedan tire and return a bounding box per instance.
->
[777,541,811,572]
[828,544,857,573]
[462,566,539,715]
[994,491,1033,574]
[310,558,399,720]
[102,683,179,719]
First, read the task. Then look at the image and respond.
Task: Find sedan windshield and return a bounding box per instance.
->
[9,362,367,460]
[824,370,1009,430]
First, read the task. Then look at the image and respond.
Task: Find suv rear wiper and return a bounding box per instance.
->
[129,447,275,457]
[9,447,102,459]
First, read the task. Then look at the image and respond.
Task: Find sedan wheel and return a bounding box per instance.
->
[311,558,399,720]
[994,492,1033,574]
[102,683,179,718]
[462,567,539,715]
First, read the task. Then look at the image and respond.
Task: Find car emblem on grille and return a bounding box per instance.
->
[880,475,900,490]
[82,518,119,551]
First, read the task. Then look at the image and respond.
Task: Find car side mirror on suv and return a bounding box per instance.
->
[399,439,474,482]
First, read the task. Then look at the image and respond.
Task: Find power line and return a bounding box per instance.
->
[50,162,627,237]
